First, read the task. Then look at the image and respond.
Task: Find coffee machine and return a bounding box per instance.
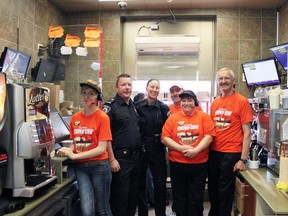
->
[1,82,57,198]
[267,109,288,175]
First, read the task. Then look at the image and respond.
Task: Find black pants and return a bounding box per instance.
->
[138,138,167,216]
[208,150,241,216]
[170,161,207,216]
[110,150,140,216]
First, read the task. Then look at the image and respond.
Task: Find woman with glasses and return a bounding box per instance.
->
[57,79,112,216]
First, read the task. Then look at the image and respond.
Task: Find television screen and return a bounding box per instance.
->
[50,111,70,143]
[32,59,56,82]
[269,43,288,70]
[0,47,31,79]
[242,57,280,87]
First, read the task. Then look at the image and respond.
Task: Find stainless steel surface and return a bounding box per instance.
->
[49,0,287,12]
[268,109,288,175]
[240,168,288,214]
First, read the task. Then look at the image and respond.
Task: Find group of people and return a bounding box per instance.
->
[57,67,252,216]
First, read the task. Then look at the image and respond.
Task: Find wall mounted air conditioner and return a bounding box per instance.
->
[135,35,200,55]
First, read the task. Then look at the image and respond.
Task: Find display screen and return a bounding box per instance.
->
[50,111,70,143]
[242,58,280,87]
[62,115,72,129]
[0,47,31,79]
[269,43,288,70]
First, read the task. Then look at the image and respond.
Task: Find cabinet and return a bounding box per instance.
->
[235,177,256,216]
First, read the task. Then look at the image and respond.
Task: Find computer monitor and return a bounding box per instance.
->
[0,47,31,79]
[53,62,65,81]
[32,59,56,83]
[241,57,281,87]
[49,111,70,143]
[269,43,288,71]
[61,115,72,129]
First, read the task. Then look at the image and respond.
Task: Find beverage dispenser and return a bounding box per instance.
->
[268,109,288,174]
[0,82,57,198]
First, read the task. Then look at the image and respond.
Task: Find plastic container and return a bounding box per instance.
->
[269,94,280,109]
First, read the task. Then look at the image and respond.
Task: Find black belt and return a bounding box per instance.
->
[114,148,139,158]
[76,159,108,167]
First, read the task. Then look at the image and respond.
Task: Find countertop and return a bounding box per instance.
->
[4,177,76,216]
[240,168,288,214]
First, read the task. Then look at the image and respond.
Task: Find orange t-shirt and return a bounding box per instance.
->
[70,109,112,162]
[210,92,252,153]
[169,104,202,114]
[161,110,215,164]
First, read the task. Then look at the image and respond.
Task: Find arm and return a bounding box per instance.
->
[161,137,192,152]
[233,122,251,171]
[107,141,120,172]
[57,140,107,160]
[183,134,213,158]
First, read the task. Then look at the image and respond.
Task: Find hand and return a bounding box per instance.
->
[233,160,247,172]
[57,147,74,159]
[183,148,198,159]
[110,159,121,172]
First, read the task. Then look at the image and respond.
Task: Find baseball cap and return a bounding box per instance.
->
[179,90,197,99]
[169,83,183,91]
[80,79,101,94]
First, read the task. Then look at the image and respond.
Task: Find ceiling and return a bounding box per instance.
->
[50,0,287,12]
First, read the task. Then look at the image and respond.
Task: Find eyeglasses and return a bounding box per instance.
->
[81,91,97,97]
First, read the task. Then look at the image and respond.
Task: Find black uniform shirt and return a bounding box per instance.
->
[135,99,169,138]
[102,93,141,151]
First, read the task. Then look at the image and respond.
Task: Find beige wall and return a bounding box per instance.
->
[0,0,288,106]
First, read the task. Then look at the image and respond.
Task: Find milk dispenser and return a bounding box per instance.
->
[1,82,57,198]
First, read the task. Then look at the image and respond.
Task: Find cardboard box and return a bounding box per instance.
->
[33,82,60,111]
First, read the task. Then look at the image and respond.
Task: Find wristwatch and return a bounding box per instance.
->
[239,159,247,164]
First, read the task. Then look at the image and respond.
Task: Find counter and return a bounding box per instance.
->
[240,168,288,215]
[4,177,77,216]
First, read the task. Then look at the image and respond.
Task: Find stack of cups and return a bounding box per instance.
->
[249,148,259,169]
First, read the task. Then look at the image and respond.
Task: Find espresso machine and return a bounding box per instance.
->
[1,82,57,198]
[267,109,288,175]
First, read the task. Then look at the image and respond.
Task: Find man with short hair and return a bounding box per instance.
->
[208,68,252,216]
[169,84,184,114]
[102,74,141,216]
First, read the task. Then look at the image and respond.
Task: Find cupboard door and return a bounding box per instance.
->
[243,183,256,216]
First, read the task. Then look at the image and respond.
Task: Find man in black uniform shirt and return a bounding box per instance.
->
[102,74,141,216]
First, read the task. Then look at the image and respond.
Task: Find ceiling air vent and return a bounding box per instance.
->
[135,35,200,55]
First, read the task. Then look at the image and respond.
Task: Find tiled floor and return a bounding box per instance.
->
[136,201,211,216]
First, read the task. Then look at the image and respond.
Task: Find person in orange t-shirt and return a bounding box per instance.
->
[208,68,252,216]
[161,90,215,216]
[57,79,112,216]
[169,84,202,115]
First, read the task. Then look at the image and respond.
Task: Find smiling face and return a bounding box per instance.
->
[181,96,196,116]
[146,79,160,100]
[81,87,98,106]
[216,69,235,94]
[170,86,184,105]
[116,77,132,102]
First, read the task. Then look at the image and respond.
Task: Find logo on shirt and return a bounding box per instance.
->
[177,121,199,146]
[214,108,232,130]
[102,105,111,114]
